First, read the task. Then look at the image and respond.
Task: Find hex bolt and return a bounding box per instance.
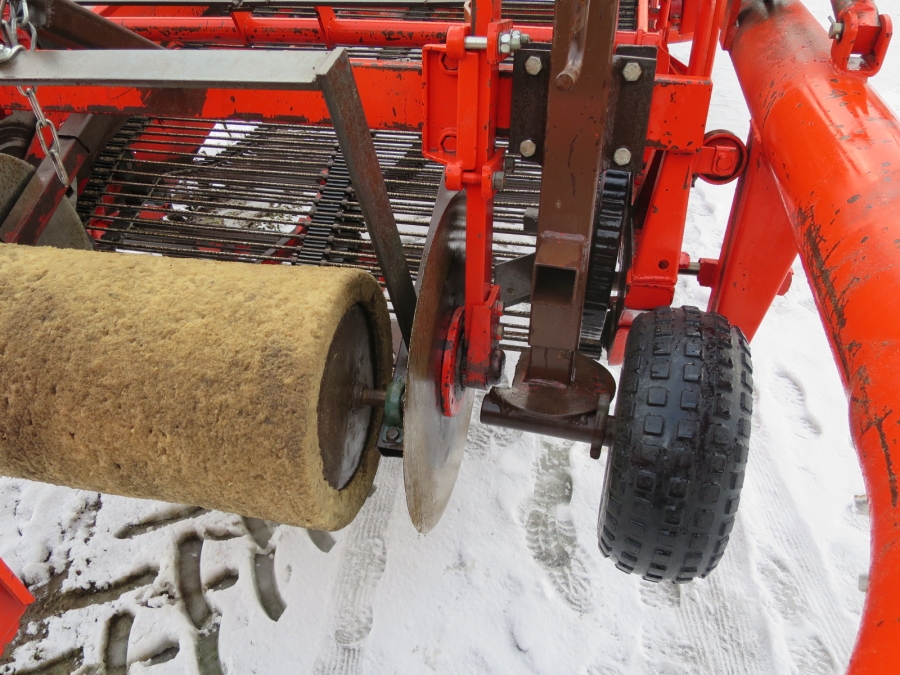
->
[622,61,642,82]
[525,55,543,76]
[854,493,870,514]
[613,147,632,166]
[519,139,537,157]
[492,170,506,191]
[499,30,530,55]
[510,30,530,52]
[828,17,844,39]
[385,427,401,442]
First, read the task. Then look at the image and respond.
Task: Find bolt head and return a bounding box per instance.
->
[386,427,400,442]
[492,170,506,191]
[525,55,543,76]
[613,147,632,166]
[519,139,537,157]
[828,20,844,39]
[622,61,642,82]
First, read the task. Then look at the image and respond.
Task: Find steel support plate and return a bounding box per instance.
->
[403,185,473,533]
[0,49,332,90]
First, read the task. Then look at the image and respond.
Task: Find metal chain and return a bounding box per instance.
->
[0,0,69,185]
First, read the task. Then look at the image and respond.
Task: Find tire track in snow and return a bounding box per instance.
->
[633,503,772,673]
[747,382,855,673]
[521,440,593,614]
[313,462,400,675]
[4,505,286,674]
[674,522,771,675]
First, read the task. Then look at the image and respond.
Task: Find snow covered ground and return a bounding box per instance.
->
[2,1,898,672]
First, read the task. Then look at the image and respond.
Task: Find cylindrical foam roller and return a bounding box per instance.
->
[0,244,392,531]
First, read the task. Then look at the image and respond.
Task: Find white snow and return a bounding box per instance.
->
[2,0,898,671]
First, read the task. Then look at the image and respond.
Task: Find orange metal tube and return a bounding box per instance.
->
[729,0,900,670]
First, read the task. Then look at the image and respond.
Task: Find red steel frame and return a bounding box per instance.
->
[0,0,898,669]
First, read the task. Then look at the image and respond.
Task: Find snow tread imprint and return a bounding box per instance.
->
[0,505,289,675]
[597,306,752,583]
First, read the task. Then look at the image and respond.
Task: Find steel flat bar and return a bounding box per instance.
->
[0,49,335,91]
[0,59,427,130]
[319,49,417,347]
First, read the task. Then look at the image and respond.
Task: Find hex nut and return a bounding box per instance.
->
[613,147,632,166]
[386,427,400,442]
[509,30,529,51]
[622,61,642,82]
[492,171,506,191]
[519,139,537,157]
[525,55,543,76]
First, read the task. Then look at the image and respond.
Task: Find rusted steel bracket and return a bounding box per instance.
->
[318,51,418,347]
[728,0,900,669]
[482,0,620,447]
[527,0,618,383]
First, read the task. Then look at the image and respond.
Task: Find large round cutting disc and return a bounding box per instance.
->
[403,187,474,533]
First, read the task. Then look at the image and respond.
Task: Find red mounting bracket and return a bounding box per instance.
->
[830,2,893,78]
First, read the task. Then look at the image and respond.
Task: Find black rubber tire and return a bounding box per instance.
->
[597,306,753,583]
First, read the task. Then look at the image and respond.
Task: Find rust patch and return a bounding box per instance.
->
[857,369,900,508]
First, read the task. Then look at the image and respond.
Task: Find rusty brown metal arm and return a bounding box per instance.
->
[318,50,417,348]
[528,0,618,382]
[32,0,160,50]
[0,114,123,245]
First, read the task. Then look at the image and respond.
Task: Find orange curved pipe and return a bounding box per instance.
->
[729,0,900,671]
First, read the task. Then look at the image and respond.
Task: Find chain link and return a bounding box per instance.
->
[0,0,69,185]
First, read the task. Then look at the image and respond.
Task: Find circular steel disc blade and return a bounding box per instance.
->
[403,187,474,533]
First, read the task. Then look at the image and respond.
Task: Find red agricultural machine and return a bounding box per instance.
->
[0,0,896,671]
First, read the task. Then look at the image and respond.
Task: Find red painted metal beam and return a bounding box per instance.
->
[707,129,797,340]
[105,15,553,47]
[729,0,900,670]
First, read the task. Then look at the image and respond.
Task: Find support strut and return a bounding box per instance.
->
[728,0,900,670]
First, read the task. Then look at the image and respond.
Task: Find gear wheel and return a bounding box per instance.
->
[579,169,632,359]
